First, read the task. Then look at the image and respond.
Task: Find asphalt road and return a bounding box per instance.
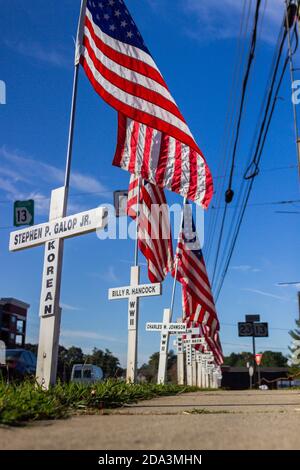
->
[1,390,300,450]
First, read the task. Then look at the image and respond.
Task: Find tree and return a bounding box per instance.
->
[223,352,252,367]
[57,346,84,381]
[259,351,288,367]
[86,348,122,378]
[24,343,38,355]
[223,351,288,367]
[138,350,177,383]
[24,343,123,381]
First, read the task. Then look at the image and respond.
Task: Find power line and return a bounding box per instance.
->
[212,163,298,181]
[208,15,287,289]
[226,0,262,201]
[222,341,289,351]
[208,1,263,283]
[205,0,252,263]
[214,41,293,302]
[212,8,297,301]
[221,322,293,332]
[211,198,300,210]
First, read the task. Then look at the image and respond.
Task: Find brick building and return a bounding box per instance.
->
[0,298,29,348]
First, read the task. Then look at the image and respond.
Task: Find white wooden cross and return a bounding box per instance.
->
[108,266,161,383]
[146,309,186,384]
[197,351,214,388]
[174,325,202,386]
[183,336,206,386]
[0,340,6,366]
[9,186,107,389]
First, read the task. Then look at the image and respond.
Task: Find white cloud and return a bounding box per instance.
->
[60,303,81,312]
[242,287,290,301]
[0,147,106,194]
[101,266,119,283]
[88,266,122,283]
[182,0,285,44]
[231,265,261,273]
[60,329,125,343]
[0,147,108,215]
[4,40,71,69]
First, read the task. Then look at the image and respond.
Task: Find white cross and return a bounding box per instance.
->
[108,267,161,383]
[146,310,186,384]
[9,186,107,388]
[0,340,6,366]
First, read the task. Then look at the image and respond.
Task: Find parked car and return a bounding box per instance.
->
[2,349,37,379]
[71,364,104,384]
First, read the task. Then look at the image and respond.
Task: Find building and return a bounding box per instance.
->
[221,366,289,390]
[0,298,30,348]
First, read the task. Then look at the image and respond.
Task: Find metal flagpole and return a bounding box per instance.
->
[170,197,187,319]
[134,176,142,266]
[63,0,87,211]
[285,0,300,179]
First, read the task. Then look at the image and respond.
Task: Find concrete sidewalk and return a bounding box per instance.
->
[1,390,300,450]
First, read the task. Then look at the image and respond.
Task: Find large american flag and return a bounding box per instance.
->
[78,0,213,208]
[127,174,173,283]
[174,201,223,365]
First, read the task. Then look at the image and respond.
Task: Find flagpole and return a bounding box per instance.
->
[134,176,142,266]
[285,0,300,179]
[63,0,87,215]
[170,196,187,319]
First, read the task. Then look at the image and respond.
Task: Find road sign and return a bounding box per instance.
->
[14,200,34,227]
[238,322,254,336]
[253,323,268,337]
[183,337,206,346]
[245,314,260,322]
[113,190,128,217]
[255,354,263,366]
[146,322,186,333]
[108,283,161,300]
[238,322,269,337]
[10,207,104,251]
[249,366,254,377]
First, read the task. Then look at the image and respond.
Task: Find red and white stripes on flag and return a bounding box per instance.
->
[79,1,213,208]
[127,174,173,283]
[174,202,223,364]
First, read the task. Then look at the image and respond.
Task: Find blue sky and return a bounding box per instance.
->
[0,0,299,367]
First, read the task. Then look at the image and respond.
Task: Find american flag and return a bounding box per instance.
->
[127,174,173,283]
[174,201,223,364]
[78,0,213,208]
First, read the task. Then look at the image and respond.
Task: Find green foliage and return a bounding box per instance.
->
[24,344,124,382]
[138,350,177,383]
[0,379,198,426]
[85,348,122,378]
[223,351,288,367]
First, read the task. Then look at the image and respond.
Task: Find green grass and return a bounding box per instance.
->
[0,380,199,426]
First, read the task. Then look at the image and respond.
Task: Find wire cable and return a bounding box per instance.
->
[226,0,262,202]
